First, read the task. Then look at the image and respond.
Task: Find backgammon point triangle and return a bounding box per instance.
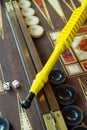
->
[17,93,33,130]
[78,78,87,101]
[47,0,67,23]
[0,29,4,39]
[33,0,54,29]
[0,2,4,40]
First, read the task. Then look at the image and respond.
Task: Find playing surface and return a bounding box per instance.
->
[0,0,87,130]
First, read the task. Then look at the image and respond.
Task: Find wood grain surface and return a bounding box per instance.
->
[0,0,87,130]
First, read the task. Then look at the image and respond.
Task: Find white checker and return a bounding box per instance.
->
[22,8,35,17]
[18,1,31,9]
[25,16,39,26]
[12,80,20,89]
[28,25,44,38]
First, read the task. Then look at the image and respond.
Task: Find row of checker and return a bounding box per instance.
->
[49,68,87,130]
[18,0,44,38]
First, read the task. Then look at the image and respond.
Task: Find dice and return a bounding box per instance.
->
[12,80,20,89]
[3,82,10,91]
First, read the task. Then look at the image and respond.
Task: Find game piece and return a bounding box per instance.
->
[25,16,39,26]
[28,25,44,38]
[62,105,83,126]
[54,84,77,105]
[12,80,20,89]
[3,82,10,91]
[72,125,87,130]
[0,117,10,130]
[22,8,35,17]
[18,0,31,9]
[49,68,66,85]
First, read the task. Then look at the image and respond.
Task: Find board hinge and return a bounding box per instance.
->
[43,110,68,130]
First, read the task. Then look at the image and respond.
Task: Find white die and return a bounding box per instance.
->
[3,82,10,91]
[12,80,20,88]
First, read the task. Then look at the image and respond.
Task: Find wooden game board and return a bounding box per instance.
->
[0,0,87,130]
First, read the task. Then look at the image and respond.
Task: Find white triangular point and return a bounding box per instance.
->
[70,0,76,9]
[0,1,4,39]
[17,93,33,130]
[62,0,76,12]
[78,78,87,101]
[0,64,5,93]
[33,0,54,29]
[47,0,67,23]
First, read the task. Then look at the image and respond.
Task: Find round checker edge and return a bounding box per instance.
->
[54,84,77,105]
[62,105,83,126]
[0,117,10,130]
[22,8,35,17]
[25,16,40,26]
[49,68,66,85]
[72,125,87,130]
[18,1,31,9]
[28,25,44,38]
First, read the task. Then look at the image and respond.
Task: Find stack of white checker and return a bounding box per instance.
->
[18,0,44,38]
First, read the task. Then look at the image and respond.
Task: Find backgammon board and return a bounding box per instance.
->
[0,0,87,130]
